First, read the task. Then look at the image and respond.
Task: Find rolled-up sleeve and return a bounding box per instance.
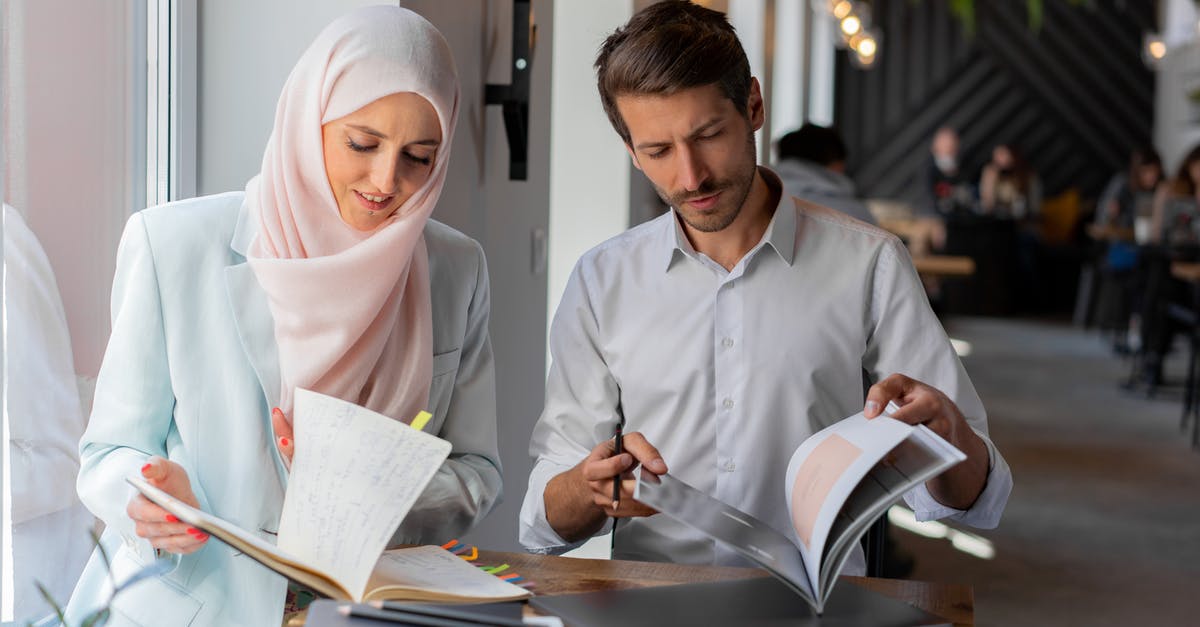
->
[864,239,1012,528]
[519,261,623,554]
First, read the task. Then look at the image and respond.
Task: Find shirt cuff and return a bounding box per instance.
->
[518,459,592,554]
[903,430,1012,529]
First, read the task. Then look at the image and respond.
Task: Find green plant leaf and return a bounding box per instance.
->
[1028,0,1044,32]
[34,581,69,627]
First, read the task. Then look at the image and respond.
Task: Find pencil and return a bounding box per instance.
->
[612,422,623,512]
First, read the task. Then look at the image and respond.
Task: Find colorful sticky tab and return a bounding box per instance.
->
[410,410,433,431]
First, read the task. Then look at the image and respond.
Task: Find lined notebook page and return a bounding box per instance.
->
[277,388,452,599]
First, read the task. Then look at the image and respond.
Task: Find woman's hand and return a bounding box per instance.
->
[126,457,209,553]
[272,407,294,469]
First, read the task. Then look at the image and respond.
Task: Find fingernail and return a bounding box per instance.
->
[186,528,200,536]
[165,515,179,523]
[280,437,289,447]
[141,463,152,474]
[272,407,281,415]
[612,500,620,512]
[865,400,881,416]
[650,458,666,472]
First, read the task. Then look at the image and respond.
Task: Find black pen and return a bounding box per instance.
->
[612,421,624,513]
[340,603,520,627]
[366,601,526,627]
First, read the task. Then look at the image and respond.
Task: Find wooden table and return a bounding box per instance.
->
[477,549,974,626]
[1086,223,1136,243]
[1171,261,1200,283]
[912,255,975,279]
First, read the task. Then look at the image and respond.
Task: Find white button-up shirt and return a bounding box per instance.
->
[519,170,1012,574]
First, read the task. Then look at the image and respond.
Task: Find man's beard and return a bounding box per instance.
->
[655,132,758,234]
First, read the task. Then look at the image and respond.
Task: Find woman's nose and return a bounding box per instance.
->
[370,153,401,193]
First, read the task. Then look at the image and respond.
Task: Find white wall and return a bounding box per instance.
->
[1155,1,1200,173]
[547,1,633,358]
[195,0,381,194]
[770,0,808,148]
[2,0,137,378]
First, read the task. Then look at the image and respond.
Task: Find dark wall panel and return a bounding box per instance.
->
[834,0,1156,202]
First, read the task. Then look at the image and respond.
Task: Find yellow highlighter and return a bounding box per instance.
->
[410,410,433,432]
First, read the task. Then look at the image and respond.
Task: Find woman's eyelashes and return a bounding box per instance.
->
[345,137,432,166]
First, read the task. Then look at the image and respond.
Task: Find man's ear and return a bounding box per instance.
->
[624,142,644,172]
[747,77,765,132]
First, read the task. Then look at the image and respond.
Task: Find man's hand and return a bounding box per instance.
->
[864,373,990,510]
[272,407,294,469]
[126,457,208,553]
[544,431,668,542]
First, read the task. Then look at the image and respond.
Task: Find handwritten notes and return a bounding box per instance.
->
[277,389,452,600]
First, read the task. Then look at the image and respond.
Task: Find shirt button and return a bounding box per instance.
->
[723,398,734,409]
[726,460,737,471]
[722,337,734,348]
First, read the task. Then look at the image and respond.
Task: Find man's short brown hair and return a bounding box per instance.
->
[595,0,752,145]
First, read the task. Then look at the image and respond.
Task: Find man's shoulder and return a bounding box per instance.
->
[574,212,672,274]
[791,197,898,247]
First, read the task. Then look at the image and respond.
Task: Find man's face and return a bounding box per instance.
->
[616,82,763,233]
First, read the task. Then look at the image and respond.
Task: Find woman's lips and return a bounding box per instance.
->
[354,190,393,212]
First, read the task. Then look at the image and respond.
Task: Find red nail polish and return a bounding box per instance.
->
[186,528,200,535]
[165,515,179,523]
[280,437,289,447]
[141,463,152,474]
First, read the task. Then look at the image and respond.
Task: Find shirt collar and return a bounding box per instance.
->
[658,166,796,272]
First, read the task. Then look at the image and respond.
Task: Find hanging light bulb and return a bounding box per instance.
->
[840,14,862,36]
[830,0,855,20]
[1143,32,1167,68]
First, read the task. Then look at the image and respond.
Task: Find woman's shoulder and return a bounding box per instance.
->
[136,192,245,241]
[424,219,485,273]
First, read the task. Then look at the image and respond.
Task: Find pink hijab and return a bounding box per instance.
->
[246,6,458,422]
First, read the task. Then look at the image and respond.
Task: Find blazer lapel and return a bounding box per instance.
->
[224,206,281,412]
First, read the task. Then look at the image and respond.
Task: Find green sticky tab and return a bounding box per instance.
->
[410,411,433,432]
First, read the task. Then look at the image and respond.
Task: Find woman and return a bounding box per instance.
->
[1150,145,1200,246]
[1139,145,1200,387]
[65,7,501,626]
[979,143,1040,220]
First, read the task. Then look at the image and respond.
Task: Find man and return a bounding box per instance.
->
[919,126,974,216]
[774,123,875,225]
[519,1,1010,573]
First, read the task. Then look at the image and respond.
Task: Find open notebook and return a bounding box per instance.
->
[128,388,530,604]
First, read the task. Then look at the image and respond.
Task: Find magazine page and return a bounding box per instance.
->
[813,425,965,601]
[633,471,817,608]
[783,411,913,593]
[277,389,453,601]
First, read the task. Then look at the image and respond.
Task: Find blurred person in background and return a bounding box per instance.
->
[774,123,875,225]
[1093,147,1163,354]
[918,126,974,216]
[979,144,1041,221]
[1138,145,1200,388]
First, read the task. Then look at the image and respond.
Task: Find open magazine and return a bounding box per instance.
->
[128,388,530,604]
[634,409,966,614]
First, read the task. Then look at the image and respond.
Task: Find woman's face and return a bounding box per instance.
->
[321,92,442,231]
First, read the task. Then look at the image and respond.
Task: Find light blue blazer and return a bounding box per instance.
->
[65,192,502,626]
